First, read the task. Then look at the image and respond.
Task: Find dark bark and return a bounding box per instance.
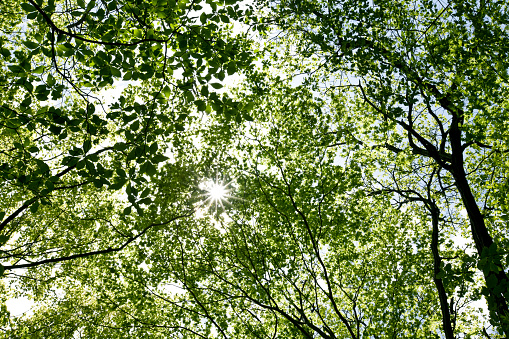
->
[3,213,192,270]
[26,0,170,47]
[429,201,455,339]
[0,147,114,234]
[310,4,509,333]
[449,119,509,333]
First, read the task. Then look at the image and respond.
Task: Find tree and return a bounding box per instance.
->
[1,80,490,338]
[2,0,509,337]
[0,0,255,332]
[0,0,253,272]
[254,0,509,334]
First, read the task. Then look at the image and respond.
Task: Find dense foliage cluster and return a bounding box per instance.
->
[1,0,508,337]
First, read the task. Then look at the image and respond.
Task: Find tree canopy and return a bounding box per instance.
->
[1,0,509,337]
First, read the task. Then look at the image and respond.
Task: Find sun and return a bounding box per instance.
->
[200,178,234,212]
[208,182,228,202]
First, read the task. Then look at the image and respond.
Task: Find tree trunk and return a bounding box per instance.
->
[449,120,509,334]
[430,202,455,339]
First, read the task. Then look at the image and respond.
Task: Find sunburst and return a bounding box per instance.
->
[208,182,228,202]
[201,177,234,213]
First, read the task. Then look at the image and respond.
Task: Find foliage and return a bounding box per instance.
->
[0,0,253,271]
[254,0,509,335]
[1,0,509,338]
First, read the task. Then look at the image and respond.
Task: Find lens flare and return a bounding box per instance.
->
[208,183,227,202]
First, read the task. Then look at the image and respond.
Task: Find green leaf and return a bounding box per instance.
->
[23,40,39,50]
[243,102,254,112]
[200,12,207,24]
[30,201,40,214]
[123,71,132,80]
[151,154,169,163]
[93,179,104,188]
[111,67,121,78]
[107,0,117,11]
[33,65,45,74]
[489,243,498,255]
[149,142,158,154]
[116,168,127,177]
[86,0,96,11]
[20,3,36,12]
[123,206,132,215]
[486,274,498,288]
[36,159,50,174]
[83,139,92,153]
[195,100,207,111]
[85,160,96,174]
[220,15,230,23]
[162,85,172,98]
[49,125,62,135]
[227,62,236,75]
[490,262,501,273]
[109,180,126,190]
[185,91,194,102]
[45,180,54,190]
[0,47,10,58]
[113,142,128,152]
[8,65,24,73]
[210,83,223,89]
[143,161,157,176]
[133,29,143,38]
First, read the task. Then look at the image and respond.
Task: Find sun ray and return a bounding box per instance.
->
[197,176,245,215]
[198,177,232,212]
